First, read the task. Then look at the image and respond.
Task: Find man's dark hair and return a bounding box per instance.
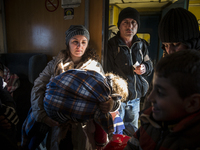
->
[155,49,200,99]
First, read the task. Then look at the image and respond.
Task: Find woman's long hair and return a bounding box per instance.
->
[54,41,101,76]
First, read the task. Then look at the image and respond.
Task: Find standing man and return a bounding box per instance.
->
[105,7,153,129]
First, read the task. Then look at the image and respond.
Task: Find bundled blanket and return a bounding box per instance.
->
[44,69,114,134]
[22,69,115,147]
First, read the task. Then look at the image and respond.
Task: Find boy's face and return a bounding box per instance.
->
[148,74,188,122]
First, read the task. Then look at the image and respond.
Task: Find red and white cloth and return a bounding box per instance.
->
[3,66,19,94]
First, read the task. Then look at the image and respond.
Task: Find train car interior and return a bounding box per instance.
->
[0,0,199,149]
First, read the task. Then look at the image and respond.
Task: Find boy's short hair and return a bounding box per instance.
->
[154,49,200,99]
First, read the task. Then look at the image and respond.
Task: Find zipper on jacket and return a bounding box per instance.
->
[154,130,164,150]
[129,46,137,99]
[130,41,141,99]
[119,41,140,100]
[121,44,138,99]
[154,129,170,150]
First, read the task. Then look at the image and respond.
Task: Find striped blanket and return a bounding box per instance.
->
[110,111,125,135]
[43,69,114,134]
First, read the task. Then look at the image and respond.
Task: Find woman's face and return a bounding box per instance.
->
[69,35,88,61]
[162,42,188,54]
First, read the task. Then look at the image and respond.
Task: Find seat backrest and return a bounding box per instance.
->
[0,53,47,83]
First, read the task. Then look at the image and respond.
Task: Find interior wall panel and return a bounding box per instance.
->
[4,0,85,59]
[89,0,103,59]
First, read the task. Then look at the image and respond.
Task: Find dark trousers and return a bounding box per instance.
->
[59,130,73,150]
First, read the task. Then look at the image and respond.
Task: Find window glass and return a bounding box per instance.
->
[137,33,150,44]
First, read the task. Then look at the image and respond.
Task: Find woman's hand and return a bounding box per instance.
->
[43,116,59,127]
[99,97,114,113]
[0,115,11,129]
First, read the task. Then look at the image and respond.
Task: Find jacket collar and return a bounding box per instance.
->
[183,33,200,50]
[140,107,200,132]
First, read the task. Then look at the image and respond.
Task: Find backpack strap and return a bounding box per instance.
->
[138,39,149,62]
[138,41,144,62]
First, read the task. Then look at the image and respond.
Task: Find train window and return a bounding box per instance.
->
[137,33,150,44]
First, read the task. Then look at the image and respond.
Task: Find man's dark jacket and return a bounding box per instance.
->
[106,32,153,101]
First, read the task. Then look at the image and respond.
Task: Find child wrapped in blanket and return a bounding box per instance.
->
[22,69,128,150]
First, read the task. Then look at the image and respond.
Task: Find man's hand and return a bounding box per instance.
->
[43,116,59,127]
[99,97,114,113]
[0,115,11,129]
[134,64,146,75]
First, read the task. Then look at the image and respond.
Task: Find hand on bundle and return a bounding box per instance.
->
[99,97,114,113]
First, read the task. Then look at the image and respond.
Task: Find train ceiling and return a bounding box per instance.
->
[109,0,176,12]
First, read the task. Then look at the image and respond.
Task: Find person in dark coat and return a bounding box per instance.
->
[106,7,153,129]
[143,7,200,110]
